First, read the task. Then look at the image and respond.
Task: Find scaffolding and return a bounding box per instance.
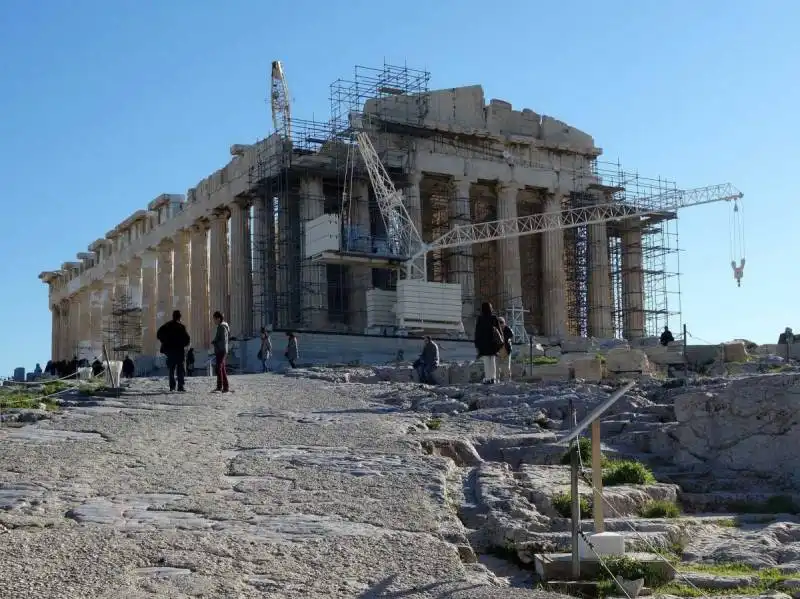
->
[248,62,431,334]
[102,287,142,360]
[245,60,681,341]
[589,161,682,338]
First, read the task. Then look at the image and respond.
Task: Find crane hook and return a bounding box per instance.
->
[731,258,745,287]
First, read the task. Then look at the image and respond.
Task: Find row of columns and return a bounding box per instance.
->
[403,172,645,340]
[48,175,646,360]
[49,197,266,360]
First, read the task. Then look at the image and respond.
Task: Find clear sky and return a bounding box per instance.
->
[1,0,797,375]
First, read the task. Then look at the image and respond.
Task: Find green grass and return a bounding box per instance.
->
[639,499,680,518]
[525,356,559,366]
[654,562,800,597]
[552,492,592,519]
[0,382,69,411]
[602,459,657,486]
[425,418,442,430]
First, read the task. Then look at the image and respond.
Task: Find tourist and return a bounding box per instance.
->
[156,310,191,393]
[33,363,42,378]
[497,317,514,381]
[474,301,503,384]
[186,348,195,376]
[412,336,439,384]
[211,311,230,393]
[660,326,675,347]
[258,327,272,372]
[121,356,135,378]
[285,332,298,369]
[91,358,103,377]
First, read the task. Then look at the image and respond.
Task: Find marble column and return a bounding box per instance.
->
[173,230,191,321]
[348,181,371,333]
[588,222,614,338]
[190,221,210,350]
[127,258,143,356]
[209,208,230,320]
[156,239,174,327]
[621,223,645,340]
[78,290,92,360]
[51,305,60,360]
[497,182,523,313]
[404,170,424,252]
[541,193,568,338]
[229,199,253,338]
[450,177,476,329]
[128,257,143,308]
[60,299,71,359]
[89,283,104,358]
[251,196,270,330]
[141,250,158,355]
[101,274,115,353]
[300,177,327,329]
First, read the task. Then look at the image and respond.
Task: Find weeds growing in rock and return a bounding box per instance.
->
[560,436,607,466]
[596,555,671,595]
[425,418,442,430]
[602,459,656,486]
[552,492,592,519]
[527,356,559,366]
[639,499,680,518]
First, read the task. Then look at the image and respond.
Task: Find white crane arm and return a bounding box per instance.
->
[418,184,742,257]
[271,60,291,140]
[355,131,424,254]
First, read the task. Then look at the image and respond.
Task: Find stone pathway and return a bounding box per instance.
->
[0,375,559,599]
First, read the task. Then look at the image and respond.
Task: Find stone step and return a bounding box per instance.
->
[601,420,664,438]
[606,410,670,424]
[679,491,800,514]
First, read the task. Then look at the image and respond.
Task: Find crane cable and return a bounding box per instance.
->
[729,199,746,286]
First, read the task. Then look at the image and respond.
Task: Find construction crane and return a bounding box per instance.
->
[270,60,291,140]
[355,132,743,279]
[347,131,743,336]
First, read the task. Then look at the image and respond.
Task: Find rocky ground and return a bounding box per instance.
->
[1,368,800,598]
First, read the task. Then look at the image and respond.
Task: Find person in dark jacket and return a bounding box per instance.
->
[659,326,674,347]
[156,310,191,392]
[285,332,298,369]
[211,311,231,392]
[186,348,195,376]
[474,301,503,384]
[497,317,514,381]
[121,356,135,379]
[412,336,440,384]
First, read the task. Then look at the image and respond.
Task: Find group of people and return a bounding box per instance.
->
[411,301,515,385]
[156,310,301,393]
[474,301,514,384]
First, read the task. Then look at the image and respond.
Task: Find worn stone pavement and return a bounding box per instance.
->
[0,375,560,599]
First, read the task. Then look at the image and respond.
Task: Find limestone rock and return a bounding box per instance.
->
[606,348,650,374]
[723,341,748,363]
[657,373,800,488]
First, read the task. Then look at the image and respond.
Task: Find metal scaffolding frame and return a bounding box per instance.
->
[102,286,142,360]
[248,63,431,333]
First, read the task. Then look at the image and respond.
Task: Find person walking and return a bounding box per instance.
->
[258,327,272,373]
[496,317,515,381]
[474,301,503,384]
[211,311,231,393]
[156,310,191,392]
[285,332,298,369]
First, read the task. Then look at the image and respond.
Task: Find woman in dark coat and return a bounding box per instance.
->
[474,301,503,384]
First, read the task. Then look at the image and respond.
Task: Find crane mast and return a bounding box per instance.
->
[270,60,291,141]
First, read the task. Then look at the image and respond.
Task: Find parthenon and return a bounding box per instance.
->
[40,63,680,366]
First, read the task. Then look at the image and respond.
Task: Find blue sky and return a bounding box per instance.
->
[0,0,796,374]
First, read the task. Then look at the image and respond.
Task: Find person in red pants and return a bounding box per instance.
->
[211,311,230,393]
